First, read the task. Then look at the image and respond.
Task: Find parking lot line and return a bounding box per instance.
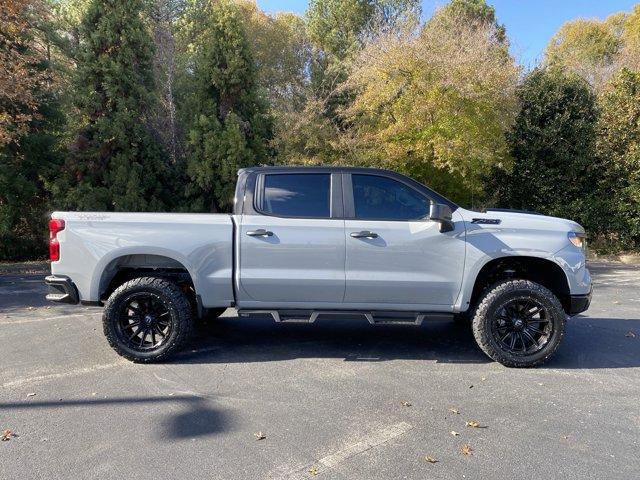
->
[0,312,101,325]
[282,421,413,479]
[1,360,127,389]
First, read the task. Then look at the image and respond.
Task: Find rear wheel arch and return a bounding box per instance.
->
[97,254,198,307]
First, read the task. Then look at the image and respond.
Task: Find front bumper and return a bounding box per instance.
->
[45,275,79,304]
[568,287,592,315]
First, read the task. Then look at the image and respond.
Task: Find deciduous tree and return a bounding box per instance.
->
[233,2,312,163]
[544,6,640,90]
[0,0,49,147]
[0,0,65,260]
[341,3,520,205]
[289,0,420,166]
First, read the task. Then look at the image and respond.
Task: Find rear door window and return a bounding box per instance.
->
[261,174,331,218]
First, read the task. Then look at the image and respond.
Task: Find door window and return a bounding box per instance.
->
[261,174,331,218]
[352,174,429,220]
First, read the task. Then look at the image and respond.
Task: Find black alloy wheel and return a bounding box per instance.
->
[471,279,566,368]
[491,298,552,355]
[103,277,194,363]
[116,293,173,351]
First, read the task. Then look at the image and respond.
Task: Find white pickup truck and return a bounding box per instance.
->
[46,166,591,367]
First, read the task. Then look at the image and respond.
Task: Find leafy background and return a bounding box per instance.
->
[2,0,640,260]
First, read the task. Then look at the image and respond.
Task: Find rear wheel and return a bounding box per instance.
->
[471,279,566,368]
[103,277,194,363]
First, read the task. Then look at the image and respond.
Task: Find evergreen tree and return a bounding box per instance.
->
[181,0,272,212]
[54,0,167,211]
[595,69,640,248]
[492,68,598,225]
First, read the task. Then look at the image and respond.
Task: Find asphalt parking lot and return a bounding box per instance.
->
[1,262,639,480]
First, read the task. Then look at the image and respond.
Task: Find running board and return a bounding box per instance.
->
[237,309,453,325]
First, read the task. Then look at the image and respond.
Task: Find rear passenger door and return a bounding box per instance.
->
[238,172,346,304]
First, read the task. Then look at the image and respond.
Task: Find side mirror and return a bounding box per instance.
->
[429,203,454,233]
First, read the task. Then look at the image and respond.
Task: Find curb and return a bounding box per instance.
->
[588,253,640,265]
[0,261,50,274]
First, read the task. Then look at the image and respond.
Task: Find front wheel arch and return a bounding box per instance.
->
[467,256,571,314]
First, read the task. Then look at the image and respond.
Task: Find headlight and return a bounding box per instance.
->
[568,231,586,250]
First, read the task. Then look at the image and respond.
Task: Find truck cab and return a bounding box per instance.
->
[235,167,465,312]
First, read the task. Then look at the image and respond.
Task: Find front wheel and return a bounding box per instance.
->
[103,277,194,363]
[471,280,566,368]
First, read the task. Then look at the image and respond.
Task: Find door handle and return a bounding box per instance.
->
[246,229,273,237]
[350,230,379,239]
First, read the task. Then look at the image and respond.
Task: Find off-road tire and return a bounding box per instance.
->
[103,277,194,363]
[471,279,566,368]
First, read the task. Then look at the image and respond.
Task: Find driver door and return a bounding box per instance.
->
[343,173,465,307]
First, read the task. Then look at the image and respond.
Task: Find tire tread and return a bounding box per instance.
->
[471,279,566,368]
[102,276,194,363]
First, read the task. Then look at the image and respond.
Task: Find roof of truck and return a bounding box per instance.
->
[237,165,458,209]
[239,165,401,175]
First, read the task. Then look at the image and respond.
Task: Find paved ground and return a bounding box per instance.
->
[1,262,639,480]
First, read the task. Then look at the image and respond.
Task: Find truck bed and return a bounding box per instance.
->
[50,212,235,307]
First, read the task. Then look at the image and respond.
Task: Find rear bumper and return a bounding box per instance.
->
[45,275,79,304]
[568,287,592,315]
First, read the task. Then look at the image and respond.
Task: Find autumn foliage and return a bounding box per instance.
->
[0,0,50,147]
[2,0,640,260]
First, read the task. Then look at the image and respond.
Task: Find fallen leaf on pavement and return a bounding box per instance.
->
[466,421,487,428]
[461,444,473,456]
[625,331,636,338]
[254,431,266,440]
[449,408,460,414]
[450,431,460,436]
[401,401,412,407]
[1,429,15,441]
[424,456,438,463]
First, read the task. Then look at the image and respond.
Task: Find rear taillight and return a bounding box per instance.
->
[49,218,65,261]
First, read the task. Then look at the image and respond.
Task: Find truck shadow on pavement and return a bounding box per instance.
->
[174,314,640,370]
[0,395,233,440]
[177,316,489,365]
[547,316,640,369]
